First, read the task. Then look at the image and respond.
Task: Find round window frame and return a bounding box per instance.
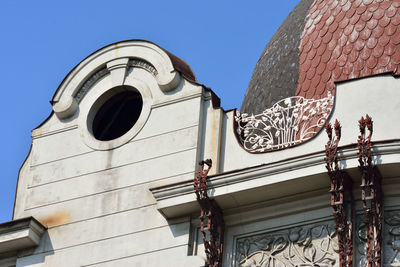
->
[79,79,152,150]
[89,87,143,141]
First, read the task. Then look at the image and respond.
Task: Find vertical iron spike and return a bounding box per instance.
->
[334,119,341,140]
[194,159,225,267]
[324,119,354,267]
[357,115,382,267]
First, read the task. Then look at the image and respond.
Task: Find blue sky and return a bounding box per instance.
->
[0,0,300,222]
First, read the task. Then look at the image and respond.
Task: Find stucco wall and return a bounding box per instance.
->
[13,41,207,267]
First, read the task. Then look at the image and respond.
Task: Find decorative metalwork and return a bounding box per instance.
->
[357,115,383,267]
[235,92,334,153]
[325,120,354,267]
[237,223,338,267]
[194,159,225,267]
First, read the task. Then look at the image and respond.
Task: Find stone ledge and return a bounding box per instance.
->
[0,217,46,255]
[150,140,400,218]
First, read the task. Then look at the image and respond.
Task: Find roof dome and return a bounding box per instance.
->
[241,0,400,115]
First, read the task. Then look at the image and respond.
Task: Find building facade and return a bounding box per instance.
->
[1,0,400,266]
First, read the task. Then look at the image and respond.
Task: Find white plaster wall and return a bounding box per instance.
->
[221,74,400,173]
[14,42,208,266]
[199,97,224,175]
[13,41,400,267]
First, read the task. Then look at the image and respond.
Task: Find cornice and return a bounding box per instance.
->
[150,139,400,218]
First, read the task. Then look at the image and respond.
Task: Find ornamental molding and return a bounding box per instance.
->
[237,222,338,267]
[235,93,333,153]
[73,58,158,104]
[75,67,109,102]
[52,40,181,119]
[151,140,400,204]
[128,58,158,76]
[151,140,400,219]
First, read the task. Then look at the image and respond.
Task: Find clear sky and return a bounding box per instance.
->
[0,0,300,222]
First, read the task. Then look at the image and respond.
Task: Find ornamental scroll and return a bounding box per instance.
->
[235,93,333,153]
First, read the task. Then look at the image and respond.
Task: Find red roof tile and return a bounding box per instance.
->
[296,0,400,101]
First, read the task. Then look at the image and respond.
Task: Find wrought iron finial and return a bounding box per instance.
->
[194,160,224,267]
[357,115,382,267]
[324,119,354,267]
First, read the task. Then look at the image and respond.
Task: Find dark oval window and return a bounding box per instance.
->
[92,90,143,141]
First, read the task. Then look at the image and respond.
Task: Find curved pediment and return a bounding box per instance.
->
[51,40,196,119]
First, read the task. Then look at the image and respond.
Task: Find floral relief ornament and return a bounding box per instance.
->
[355,211,400,266]
[237,223,338,267]
[235,93,334,153]
[384,212,400,265]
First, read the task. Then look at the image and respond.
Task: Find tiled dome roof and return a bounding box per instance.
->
[242,0,400,115]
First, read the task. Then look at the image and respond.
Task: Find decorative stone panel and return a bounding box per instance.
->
[236,222,338,267]
[384,210,400,266]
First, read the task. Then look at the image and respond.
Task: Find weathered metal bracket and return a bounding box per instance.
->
[324,120,354,267]
[357,115,383,267]
[194,159,225,267]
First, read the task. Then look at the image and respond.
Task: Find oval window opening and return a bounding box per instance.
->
[92,90,143,141]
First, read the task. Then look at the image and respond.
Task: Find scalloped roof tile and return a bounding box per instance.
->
[242,0,400,114]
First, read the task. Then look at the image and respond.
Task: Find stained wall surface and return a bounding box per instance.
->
[12,41,209,267]
[9,3,400,264]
